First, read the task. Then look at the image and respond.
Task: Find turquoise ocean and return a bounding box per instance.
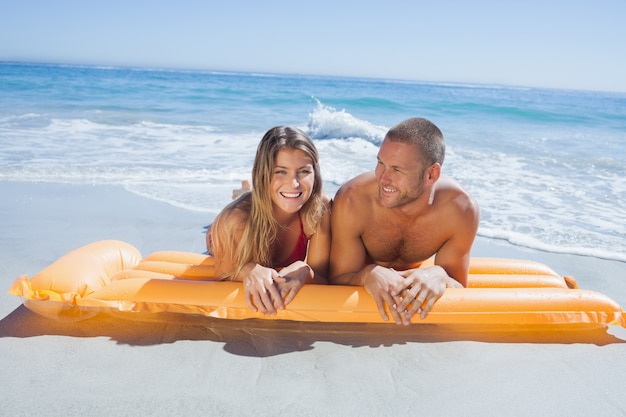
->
[1,62,625,262]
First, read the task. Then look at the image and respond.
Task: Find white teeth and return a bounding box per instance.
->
[382,187,395,193]
[281,192,302,198]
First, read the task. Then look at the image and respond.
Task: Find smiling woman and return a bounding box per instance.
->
[271,148,315,215]
[208,126,332,315]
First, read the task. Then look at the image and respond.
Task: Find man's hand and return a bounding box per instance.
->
[393,266,448,320]
[362,265,409,325]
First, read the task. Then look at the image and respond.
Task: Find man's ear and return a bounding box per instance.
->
[426,163,441,183]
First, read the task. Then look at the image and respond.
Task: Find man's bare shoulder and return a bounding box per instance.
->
[435,175,480,223]
[334,171,376,204]
[437,175,476,202]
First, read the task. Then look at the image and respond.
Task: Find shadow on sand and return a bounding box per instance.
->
[1,305,624,357]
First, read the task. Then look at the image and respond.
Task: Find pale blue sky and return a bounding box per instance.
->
[1,0,625,92]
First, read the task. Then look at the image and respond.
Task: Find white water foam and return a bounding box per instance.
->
[1,102,624,263]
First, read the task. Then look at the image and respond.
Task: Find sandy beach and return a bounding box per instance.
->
[1,182,625,417]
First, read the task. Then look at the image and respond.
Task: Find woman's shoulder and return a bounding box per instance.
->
[322,193,333,209]
[216,194,251,226]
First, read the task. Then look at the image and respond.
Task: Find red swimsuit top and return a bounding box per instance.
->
[279,216,308,267]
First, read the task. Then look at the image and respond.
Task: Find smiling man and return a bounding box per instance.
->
[329,117,479,325]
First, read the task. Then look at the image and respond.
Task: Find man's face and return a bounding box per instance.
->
[375,138,426,209]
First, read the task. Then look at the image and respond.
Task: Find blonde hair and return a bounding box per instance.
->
[211,126,324,279]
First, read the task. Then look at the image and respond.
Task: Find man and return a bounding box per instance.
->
[329,117,479,325]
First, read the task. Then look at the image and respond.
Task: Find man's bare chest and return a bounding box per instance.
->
[361,219,442,267]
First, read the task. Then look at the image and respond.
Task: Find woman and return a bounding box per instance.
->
[208,126,331,315]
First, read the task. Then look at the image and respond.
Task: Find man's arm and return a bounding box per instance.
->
[328,184,368,285]
[433,192,480,288]
[395,193,480,319]
[329,182,411,324]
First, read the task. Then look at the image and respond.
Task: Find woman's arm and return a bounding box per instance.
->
[303,196,332,284]
[275,198,332,304]
[210,206,284,314]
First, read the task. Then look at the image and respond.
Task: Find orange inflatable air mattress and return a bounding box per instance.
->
[8,240,626,328]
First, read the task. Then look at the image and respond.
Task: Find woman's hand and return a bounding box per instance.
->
[241,263,284,314]
[274,261,314,305]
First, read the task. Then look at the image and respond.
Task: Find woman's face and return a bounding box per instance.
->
[270,148,315,215]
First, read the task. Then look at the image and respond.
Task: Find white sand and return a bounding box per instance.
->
[1,182,625,417]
